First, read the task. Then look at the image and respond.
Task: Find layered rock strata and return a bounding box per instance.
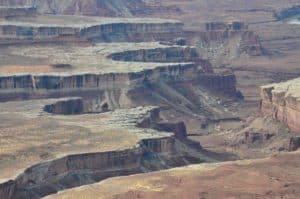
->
[0,99,207,199]
[261,78,300,133]
[0,42,237,102]
[46,152,300,199]
[0,43,196,100]
[205,22,248,31]
[0,15,183,43]
[0,0,180,17]
[0,10,241,199]
[109,47,199,63]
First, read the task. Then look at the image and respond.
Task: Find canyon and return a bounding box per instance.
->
[0,0,300,199]
[0,99,209,199]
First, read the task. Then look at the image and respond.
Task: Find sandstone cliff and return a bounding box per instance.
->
[261,78,300,133]
[0,41,237,103]
[45,152,300,199]
[0,15,183,43]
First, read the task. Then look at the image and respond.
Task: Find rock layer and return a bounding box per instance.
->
[0,100,208,199]
[0,15,183,43]
[0,41,237,102]
[0,4,244,199]
[261,78,300,133]
[0,0,180,17]
[45,151,300,199]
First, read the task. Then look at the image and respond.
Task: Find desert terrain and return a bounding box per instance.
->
[47,152,300,199]
[0,0,299,199]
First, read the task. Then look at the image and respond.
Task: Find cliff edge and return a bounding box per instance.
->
[261,78,300,133]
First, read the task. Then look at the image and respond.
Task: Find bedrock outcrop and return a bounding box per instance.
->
[187,22,263,65]
[261,78,300,133]
[0,98,211,199]
[0,41,237,102]
[0,0,180,17]
[0,0,142,16]
[109,47,199,64]
[0,15,183,43]
[46,151,300,199]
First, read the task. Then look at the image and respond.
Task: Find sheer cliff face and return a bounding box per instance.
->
[0,0,147,16]
[261,78,300,133]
